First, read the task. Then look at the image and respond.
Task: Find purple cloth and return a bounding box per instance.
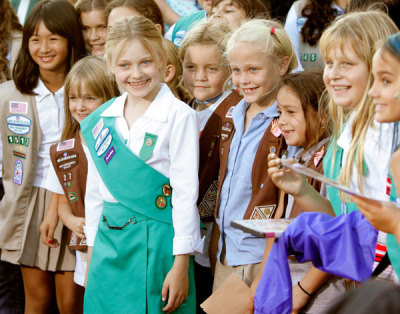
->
[254,211,378,314]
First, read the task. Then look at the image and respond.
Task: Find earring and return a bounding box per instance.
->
[394,92,399,100]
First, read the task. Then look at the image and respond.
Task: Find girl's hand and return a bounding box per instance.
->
[268,153,306,196]
[64,216,86,239]
[162,255,189,313]
[39,208,59,248]
[291,284,311,314]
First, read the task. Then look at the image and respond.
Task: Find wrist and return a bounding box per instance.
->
[297,281,313,297]
[173,254,190,269]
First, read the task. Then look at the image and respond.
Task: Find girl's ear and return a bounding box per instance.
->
[155,24,163,34]
[164,64,176,84]
[279,56,290,76]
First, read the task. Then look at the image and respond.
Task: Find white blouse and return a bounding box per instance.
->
[84,84,203,255]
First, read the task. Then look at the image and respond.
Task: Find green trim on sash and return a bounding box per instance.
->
[323,140,358,216]
[387,173,400,278]
[171,10,206,46]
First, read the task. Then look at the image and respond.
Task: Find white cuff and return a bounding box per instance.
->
[173,236,204,255]
[84,226,98,247]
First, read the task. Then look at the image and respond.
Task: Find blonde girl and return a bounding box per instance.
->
[267,11,398,312]
[40,56,119,291]
[81,16,202,313]
[0,0,86,312]
[212,19,297,291]
[75,0,110,56]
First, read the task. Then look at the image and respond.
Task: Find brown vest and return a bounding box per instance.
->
[215,109,286,220]
[0,81,40,250]
[49,131,88,250]
[289,141,328,218]
[196,91,243,222]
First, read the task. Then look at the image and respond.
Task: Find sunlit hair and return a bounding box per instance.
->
[13,0,86,95]
[279,69,331,153]
[62,56,119,140]
[0,0,22,82]
[164,39,190,102]
[320,11,398,194]
[211,0,270,19]
[105,0,164,34]
[105,16,166,77]
[75,0,109,15]
[226,19,297,85]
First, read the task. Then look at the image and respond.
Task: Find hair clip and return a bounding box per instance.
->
[271,27,275,35]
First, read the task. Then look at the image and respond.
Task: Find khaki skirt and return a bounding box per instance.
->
[1,187,75,271]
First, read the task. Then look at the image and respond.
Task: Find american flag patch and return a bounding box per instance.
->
[10,101,28,114]
[57,139,75,151]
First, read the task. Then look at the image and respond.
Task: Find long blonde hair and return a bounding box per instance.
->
[62,56,120,140]
[320,11,398,193]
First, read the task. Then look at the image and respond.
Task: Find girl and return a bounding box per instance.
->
[284,0,349,69]
[211,0,270,30]
[0,0,86,312]
[265,11,398,313]
[211,19,297,291]
[40,56,120,290]
[81,16,202,313]
[106,0,165,33]
[179,20,242,311]
[75,0,109,56]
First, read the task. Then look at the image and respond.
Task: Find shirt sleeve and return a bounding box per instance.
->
[169,105,203,255]
[284,4,302,71]
[43,162,64,194]
[84,153,104,246]
[164,24,175,41]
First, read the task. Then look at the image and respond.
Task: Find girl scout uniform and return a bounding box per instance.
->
[81,84,203,313]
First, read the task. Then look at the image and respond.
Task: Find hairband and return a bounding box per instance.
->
[388,33,400,57]
[271,27,275,35]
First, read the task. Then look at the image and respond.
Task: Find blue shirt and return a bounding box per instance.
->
[216,99,280,266]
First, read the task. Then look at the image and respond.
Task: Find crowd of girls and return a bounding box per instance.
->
[1,0,400,313]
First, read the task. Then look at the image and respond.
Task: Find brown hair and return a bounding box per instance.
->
[13,0,86,95]
[62,56,120,140]
[0,0,22,82]
[75,0,110,18]
[105,0,164,34]
[279,69,331,152]
[212,0,270,19]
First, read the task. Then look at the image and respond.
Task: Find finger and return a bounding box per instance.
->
[161,282,169,303]
[268,158,281,168]
[268,153,277,161]
[162,291,175,312]
[40,226,48,244]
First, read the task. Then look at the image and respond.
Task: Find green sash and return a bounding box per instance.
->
[387,174,400,278]
[81,98,195,313]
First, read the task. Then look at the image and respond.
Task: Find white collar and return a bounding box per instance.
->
[101,83,174,122]
[33,78,64,103]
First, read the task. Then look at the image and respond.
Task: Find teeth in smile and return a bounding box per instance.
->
[40,56,54,61]
[333,86,348,91]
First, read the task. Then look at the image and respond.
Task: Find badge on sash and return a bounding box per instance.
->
[7,115,31,135]
[225,106,235,118]
[57,151,79,171]
[97,134,112,157]
[57,139,75,151]
[68,192,78,203]
[139,133,158,161]
[198,180,219,219]
[10,101,28,114]
[220,122,233,142]
[13,159,23,185]
[92,118,104,139]
[104,146,116,165]
[250,205,277,220]
[13,151,26,159]
[95,128,109,151]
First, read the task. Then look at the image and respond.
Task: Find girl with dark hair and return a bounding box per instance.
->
[284,0,349,69]
[0,0,85,312]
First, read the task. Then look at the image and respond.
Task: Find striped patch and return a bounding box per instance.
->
[13,151,26,159]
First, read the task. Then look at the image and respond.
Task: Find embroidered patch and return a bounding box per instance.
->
[97,134,112,157]
[271,119,281,137]
[104,146,116,165]
[7,115,31,135]
[10,101,28,114]
[155,195,167,209]
[269,146,276,154]
[80,238,87,246]
[63,172,72,182]
[92,118,104,139]
[95,128,110,151]
[314,146,325,166]
[225,106,235,118]
[57,139,75,151]
[297,17,307,32]
[13,159,23,185]
[198,180,219,219]
[250,205,277,220]
[68,192,78,203]
[7,135,30,147]
[70,233,77,246]
[13,151,26,159]
[139,133,158,161]
[220,122,233,142]
[162,184,172,197]
[56,151,79,171]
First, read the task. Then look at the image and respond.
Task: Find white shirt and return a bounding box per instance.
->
[337,114,393,201]
[84,84,203,255]
[33,79,65,188]
[17,0,30,25]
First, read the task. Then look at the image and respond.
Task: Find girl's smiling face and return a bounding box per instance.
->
[211,0,247,29]
[81,10,108,56]
[277,85,308,147]
[369,48,400,123]
[323,46,369,109]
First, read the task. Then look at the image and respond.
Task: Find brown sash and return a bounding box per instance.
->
[50,131,88,250]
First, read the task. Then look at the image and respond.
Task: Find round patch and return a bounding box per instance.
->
[155,196,167,209]
[162,184,172,197]
[146,138,153,146]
